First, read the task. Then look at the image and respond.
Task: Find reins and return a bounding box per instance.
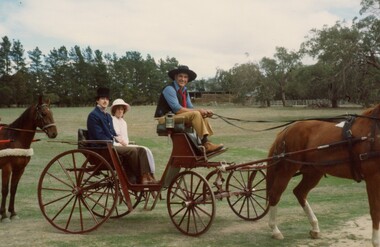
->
[213,113,354,132]
[0,125,45,133]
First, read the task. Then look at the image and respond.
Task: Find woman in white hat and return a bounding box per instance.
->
[111,98,156,184]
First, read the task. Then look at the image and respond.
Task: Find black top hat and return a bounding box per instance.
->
[96,87,110,99]
[168,65,197,82]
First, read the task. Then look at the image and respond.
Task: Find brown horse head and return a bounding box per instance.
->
[35,96,57,139]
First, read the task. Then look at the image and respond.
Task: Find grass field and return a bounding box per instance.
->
[0,104,372,247]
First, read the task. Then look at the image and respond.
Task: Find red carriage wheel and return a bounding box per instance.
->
[37,149,118,233]
[167,170,216,236]
[226,168,269,221]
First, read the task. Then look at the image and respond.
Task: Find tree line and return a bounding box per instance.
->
[0,0,379,108]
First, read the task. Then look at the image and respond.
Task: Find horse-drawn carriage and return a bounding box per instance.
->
[2,99,378,246]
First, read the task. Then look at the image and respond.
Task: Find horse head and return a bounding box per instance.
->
[35,96,57,139]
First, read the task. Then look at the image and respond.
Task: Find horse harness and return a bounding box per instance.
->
[315,109,380,183]
[269,112,380,183]
[0,103,56,146]
[341,115,364,182]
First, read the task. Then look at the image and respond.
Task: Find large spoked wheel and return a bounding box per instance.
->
[38,149,118,233]
[226,169,268,221]
[167,170,216,236]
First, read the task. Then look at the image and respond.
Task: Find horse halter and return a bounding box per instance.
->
[35,103,56,133]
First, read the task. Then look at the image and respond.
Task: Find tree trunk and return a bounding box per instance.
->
[281,89,286,106]
[279,77,287,107]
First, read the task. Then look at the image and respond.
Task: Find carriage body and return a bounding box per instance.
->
[37,122,269,235]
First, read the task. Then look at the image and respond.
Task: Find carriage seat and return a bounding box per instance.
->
[78,128,89,148]
[77,128,139,184]
[156,123,204,154]
[78,129,114,147]
[156,122,190,136]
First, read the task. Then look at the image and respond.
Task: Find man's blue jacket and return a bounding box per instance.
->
[87,106,116,142]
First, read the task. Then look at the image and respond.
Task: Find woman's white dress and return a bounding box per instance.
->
[112,116,156,173]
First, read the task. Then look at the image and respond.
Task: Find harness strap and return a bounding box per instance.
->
[342,116,363,182]
[284,157,350,166]
[359,107,380,162]
[2,126,44,133]
[359,150,380,161]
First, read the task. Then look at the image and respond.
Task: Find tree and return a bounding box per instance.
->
[353,0,380,106]
[10,39,26,72]
[214,62,261,104]
[45,46,71,106]
[11,70,30,105]
[214,68,233,94]
[301,22,362,107]
[260,47,301,106]
[0,36,12,76]
[28,47,47,99]
[230,63,261,105]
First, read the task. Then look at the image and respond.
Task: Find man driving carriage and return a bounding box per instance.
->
[154,65,224,153]
[87,87,156,184]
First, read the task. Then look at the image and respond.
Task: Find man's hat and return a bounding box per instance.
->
[168,65,197,82]
[96,87,110,99]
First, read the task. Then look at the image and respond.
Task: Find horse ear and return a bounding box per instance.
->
[38,95,43,105]
[45,98,51,106]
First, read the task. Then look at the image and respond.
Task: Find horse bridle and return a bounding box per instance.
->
[1,103,56,134]
[35,103,56,133]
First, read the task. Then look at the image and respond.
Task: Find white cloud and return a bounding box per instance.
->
[0,0,361,78]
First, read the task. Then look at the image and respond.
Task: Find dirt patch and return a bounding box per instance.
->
[298,215,373,247]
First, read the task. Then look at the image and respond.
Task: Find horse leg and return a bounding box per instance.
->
[293,171,323,239]
[267,169,296,240]
[365,176,380,247]
[8,167,25,220]
[1,165,11,222]
[293,172,323,238]
[268,205,284,239]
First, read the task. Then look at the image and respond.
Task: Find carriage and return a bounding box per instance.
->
[37,118,269,236]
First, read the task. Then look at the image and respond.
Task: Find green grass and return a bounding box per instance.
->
[0,104,371,247]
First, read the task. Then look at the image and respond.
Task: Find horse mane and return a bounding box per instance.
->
[9,105,34,129]
[360,103,380,117]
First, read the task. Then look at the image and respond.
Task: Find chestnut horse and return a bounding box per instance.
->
[267,104,380,247]
[0,96,57,222]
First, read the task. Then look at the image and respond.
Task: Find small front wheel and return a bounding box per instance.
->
[167,171,215,236]
[226,169,268,221]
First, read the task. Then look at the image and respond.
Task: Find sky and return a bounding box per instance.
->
[0,0,362,79]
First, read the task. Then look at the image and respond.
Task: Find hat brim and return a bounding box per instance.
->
[168,68,197,82]
[111,103,131,115]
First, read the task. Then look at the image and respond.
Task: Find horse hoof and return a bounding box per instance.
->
[272,232,284,240]
[11,215,20,220]
[309,230,320,239]
[1,218,11,223]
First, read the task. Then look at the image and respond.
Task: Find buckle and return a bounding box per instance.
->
[359,153,368,161]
